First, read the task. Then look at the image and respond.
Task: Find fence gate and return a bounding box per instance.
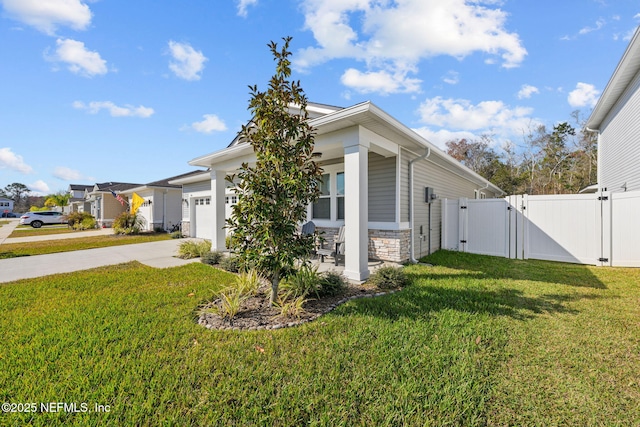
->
[442,190,640,267]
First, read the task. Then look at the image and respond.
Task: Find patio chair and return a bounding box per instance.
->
[301,221,316,236]
[316,225,345,266]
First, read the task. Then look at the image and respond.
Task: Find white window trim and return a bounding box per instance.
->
[308,164,345,225]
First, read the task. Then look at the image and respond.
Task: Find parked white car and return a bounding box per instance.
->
[19,211,66,228]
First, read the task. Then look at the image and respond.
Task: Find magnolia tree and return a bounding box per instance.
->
[226,37,323,304]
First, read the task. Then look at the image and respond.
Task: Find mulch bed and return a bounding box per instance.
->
[198,282,399,331]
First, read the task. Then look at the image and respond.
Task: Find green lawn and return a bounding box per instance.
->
[10,224,84,237]
[0,252,638,426]
[0,233,172,259]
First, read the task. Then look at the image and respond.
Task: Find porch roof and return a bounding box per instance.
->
[187,101,502,195]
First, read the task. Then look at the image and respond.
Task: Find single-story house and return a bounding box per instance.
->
[0,197,14,213]
[67,184,93,214]
[87,182,141,227]
[120,171,205,232]
[587,26,640,193]
[175,101,503,282]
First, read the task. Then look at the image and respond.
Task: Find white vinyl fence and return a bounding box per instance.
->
[442,190,640,267]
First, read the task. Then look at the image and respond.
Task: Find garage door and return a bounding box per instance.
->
[193,197,212,239]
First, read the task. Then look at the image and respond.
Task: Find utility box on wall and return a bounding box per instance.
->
[425,187,435,203]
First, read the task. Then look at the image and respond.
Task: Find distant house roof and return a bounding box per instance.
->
[145,170,207,188]
[587,27,640,130]
[0,197,12,202]
[69,184,94,192]
[94,182,142,193]
[121,170,208,194]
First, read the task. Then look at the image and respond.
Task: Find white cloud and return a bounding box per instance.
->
[578,18,605,35]
[0,147,33,174]
[517,84,539,99]
[1,0,92,35]
[73,101,154,118]
[29,180,50,195]
[237,0,258,17]
[295,0,526,94]
[168,41,207,81]
[47,38,107,77]
[417,96,540,142]
[567,82,600,108]
[412,127,478,150]
[340,68,421,94]
[184,114,228,134]
[52,166,94,181]
[442,70,460,85]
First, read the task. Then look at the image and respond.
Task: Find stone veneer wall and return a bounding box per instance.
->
[181,221,190,236]
[368,229,410,262]
[316,226,410,263]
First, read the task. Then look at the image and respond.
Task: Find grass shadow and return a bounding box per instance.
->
[420,250,606,289]
[337,282,602,322]
[0,252,30,259]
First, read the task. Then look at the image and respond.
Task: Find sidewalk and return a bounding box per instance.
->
[2,226,113,244]
[0,218,19,244]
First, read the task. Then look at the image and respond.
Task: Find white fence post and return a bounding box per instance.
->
[458,197,468,252]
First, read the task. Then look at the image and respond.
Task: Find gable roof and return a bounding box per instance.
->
[227,102,344,148]
[587,26,640,130]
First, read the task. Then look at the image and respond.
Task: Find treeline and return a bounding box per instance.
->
[445,112,597,196]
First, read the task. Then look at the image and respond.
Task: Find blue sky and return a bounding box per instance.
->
[0,0,638,195]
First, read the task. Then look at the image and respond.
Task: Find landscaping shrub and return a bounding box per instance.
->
[210,289,247,322]
[219,254,242,273]
[318,271,347,297]
[368,265,408,289]
[170,231,183,239]
[274,294,306,318]
[200,251,224,266]
[113,212,144,235]
[234,269,263,297]
[177,240,211,259]
[66,212,96,230]
[280,264,322,299]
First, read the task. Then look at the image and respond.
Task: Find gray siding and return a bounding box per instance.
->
[183,181,211,193]
[600,69,640,193]
[400,150,410,222]
[368,152,396,222]
[401,148,498,258]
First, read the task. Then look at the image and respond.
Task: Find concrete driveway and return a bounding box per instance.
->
[0,221,201,283]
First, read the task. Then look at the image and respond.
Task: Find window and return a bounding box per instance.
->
[480,192,486,199]
[312,174,331,219]
[336,172,344,220]
[311,167,345,222]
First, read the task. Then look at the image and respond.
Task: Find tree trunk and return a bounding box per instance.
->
[270,270,280,306]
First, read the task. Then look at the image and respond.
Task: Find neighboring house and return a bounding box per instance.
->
[0,197,14,213]
[87,182,141,227]
[587,26,640,194]
[120,171,205,232]
[174,101,502,281]
[67,184,93,214]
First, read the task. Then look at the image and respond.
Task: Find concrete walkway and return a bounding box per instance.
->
[0,236,200,283]
[3,226,113,244]
[0,218,20,244]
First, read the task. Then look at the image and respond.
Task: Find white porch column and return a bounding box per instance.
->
[210,170,227,251]
[343,131,370,282]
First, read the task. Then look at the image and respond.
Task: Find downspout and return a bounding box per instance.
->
[409,147,431,263]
